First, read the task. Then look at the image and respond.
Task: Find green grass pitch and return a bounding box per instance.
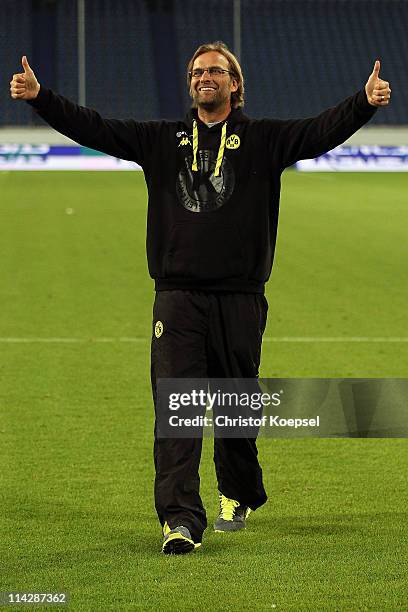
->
[1,170,407,610]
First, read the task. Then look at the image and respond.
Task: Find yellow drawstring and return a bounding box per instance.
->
[191,120,227,177]
[192,120,198,171]
[214,121,227,177]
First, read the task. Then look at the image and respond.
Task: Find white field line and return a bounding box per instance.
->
[263,337,408,343]
[1,336,408,344]
[0,337,144,343]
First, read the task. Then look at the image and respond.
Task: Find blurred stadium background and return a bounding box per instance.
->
[1,0,407,126]
[1,0,407,123]
[2,0,407,165]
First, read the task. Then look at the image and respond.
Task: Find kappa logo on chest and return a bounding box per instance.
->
[176,131,192,147]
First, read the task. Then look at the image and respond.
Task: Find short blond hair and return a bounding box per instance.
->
[187,41,245,109]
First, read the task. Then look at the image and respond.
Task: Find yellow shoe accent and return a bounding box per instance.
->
[161,525,199,555]
[163,521,171,536]
[219,494,240,521]
[163,531,193,547]
[214,492,251,532]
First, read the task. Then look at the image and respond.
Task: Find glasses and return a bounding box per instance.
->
[189,66,235,79]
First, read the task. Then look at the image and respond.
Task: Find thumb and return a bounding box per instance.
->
[22,55,33,74]
[371,59,381,78]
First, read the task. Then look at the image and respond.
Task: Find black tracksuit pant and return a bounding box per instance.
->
[150,290,268,543]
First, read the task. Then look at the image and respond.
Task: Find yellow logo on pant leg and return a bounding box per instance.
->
[226,134,240,149]
[155,320,164,338]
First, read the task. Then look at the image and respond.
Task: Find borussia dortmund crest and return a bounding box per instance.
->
[226,134,240,149]
[155,321,164,338]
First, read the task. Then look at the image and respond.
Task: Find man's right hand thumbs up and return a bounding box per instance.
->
[10,56,40,100]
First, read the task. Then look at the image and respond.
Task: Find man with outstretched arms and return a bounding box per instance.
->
[10,44,391,554]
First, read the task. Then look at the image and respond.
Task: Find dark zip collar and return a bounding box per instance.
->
[184,107,250,130]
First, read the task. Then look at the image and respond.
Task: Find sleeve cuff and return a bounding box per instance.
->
[356,88,378,113]
[26,86,51,110]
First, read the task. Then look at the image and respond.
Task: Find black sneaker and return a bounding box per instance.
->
[213,492,251,532]
[162,523,201,555]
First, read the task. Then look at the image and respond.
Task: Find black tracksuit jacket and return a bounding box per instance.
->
[28,87,376,293]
